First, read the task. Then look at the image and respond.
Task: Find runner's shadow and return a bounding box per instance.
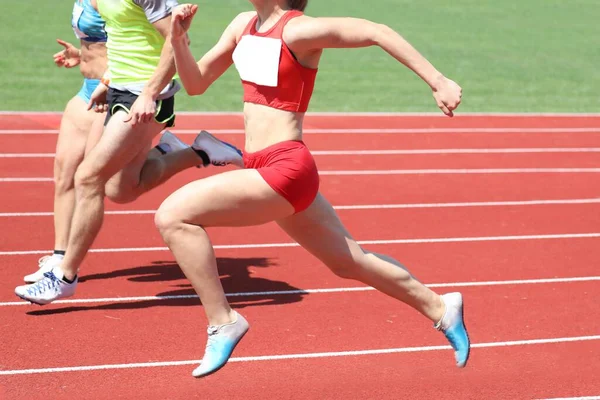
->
[27,257,307,316]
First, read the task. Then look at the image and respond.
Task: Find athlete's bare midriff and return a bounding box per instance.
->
[78,40,107,80]
[242,102,305,152]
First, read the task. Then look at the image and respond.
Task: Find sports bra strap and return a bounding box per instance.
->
[242,10,303,38]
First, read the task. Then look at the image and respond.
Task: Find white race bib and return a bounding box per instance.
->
[232,35,282,87]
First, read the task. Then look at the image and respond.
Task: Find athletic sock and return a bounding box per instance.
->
[62,274,77,284]
[154,144,168,155]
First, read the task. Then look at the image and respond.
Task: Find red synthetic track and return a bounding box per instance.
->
[1,113,599,400]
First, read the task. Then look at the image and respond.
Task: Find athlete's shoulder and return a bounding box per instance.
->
[231,11,256,28]
[228,11,257,41]
[286,13,316,27]
[283,14,318,42]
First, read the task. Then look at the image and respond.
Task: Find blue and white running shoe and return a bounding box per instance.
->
[193,311,249,378]
[435,292,470,368]
[15,267,77,305]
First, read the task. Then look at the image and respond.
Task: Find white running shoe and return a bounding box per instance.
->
[192,312,249,378]
[192,131,244,168]
[15,267,77,305]
[156,130,189,154]
[23,254,64,283]
[435,292,470,368]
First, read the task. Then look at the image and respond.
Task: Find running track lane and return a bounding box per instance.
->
[1,203,599,251]
[2,342,598,400]
[1,173,600,213]
[4,131,600,153]
[2,113,599,130]
[4,152,600,176]
[1,281,599,361]
[3,237,600,301]
[1,283,599,399]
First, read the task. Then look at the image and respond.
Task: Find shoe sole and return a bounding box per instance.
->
[15,292,48,306]
[457,301,471,368]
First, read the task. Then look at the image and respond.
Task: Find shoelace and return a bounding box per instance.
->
[38,255,52,268]
[26,272,60,296]
[204,326,221,351]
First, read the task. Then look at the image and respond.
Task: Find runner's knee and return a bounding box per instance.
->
[155,194,209,241]
[54,134,86,194]
[74,164,104,197]
[155,206,188,240]
[54,155,77,193]
[154,208,173,235]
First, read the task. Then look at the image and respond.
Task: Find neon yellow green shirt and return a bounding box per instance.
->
[98,0,175,85]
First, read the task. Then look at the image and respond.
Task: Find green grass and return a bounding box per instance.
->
[0,0,598,112]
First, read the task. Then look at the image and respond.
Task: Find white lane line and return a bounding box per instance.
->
[4,168,600,182]
[0,177,54,182]
[536,397,600,400]
[0,334,598,376]
[4,147,600,158]
[1,127,600,135]
[318,148,600,155]
[2,232,600,256]
[315,148,600,154]
[335,198,600,209]
[318,168,600,176]
[3,198,600,218]
[1,111,600,116]
[0,153,55,158]
[1,276,598,307]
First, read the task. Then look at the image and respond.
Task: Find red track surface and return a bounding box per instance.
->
[1,113,600,400]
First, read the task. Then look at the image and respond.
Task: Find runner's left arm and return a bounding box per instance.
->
[286,16,462,117]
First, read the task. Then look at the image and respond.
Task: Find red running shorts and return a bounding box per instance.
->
[243,140,319,213]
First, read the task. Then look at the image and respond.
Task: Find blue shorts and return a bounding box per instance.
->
[76,78,100,104]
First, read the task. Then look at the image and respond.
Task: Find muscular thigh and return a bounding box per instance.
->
[82,110,162,181]
[55,96,97,166]
[158,169,295,228]
[277,193,362,264]
[105,135,153,194]
[84,112,107,157]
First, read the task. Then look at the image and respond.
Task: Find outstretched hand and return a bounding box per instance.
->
[432,76,462,117]
[53,39,81,68]
[171,4,199,39]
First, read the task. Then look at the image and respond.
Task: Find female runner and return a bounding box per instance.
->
[23,0,199,286]
[157,0,469,377]
[23,0,109,283]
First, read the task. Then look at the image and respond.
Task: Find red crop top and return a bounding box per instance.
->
[232,10,318,113]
